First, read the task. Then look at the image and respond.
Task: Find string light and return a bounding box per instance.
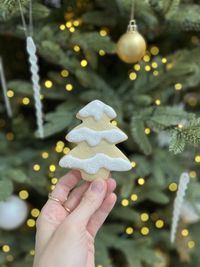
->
[195,155,200,163]
[121,199,129,207]
[80,59,88,67]
[162,57,167,64]
[178,124,183,129]
[131,194,138,201]
[61,69,69,77]
[27,219,36,228]
[150,46,159,56]
[57,141,65,147]
[66,21,73,28]
[143,55,150,62]
[33,164,40,171]
[65,83,73,91]
[141,213,149,222]
[138,177,145,185]
[189,171,197,178]
[111,120,117,126]
[31,208,40,218]
[6,255,14,262]
[181,229,189,237]
[99,50,106,56]
[153,70,159,76]
[73,45,80,52]
[144,128,151,135]
[152,62,158,69]
[97,265,103,267]
[51,178,58,185]
[7,90,14,98]
[73,20,81,27]
[22,97,30,105]
[41,151,49,159]
[69,27,75,32]
[126,227,134,235]
[30,249,35,256]
[19,190,29,200]
[155,219,164,229]
[188,241,195,249]
[63,147,70,154]
[59,24,66,31]
[145,65,151,72]
[49,164,56,172]
[140,227,150,235]
[169,182,178,192]
[2,245,10,253]
[175,83,182,91]
[155,99,161,106]
[131,161,137,168]
[134,64,141,71]
[99,29,108,37]
[44,80,53,89]
[50,185,55,191]
[129,72,137,80]
[55,146,63,153]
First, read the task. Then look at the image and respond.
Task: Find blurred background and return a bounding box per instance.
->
[0,0,200,266]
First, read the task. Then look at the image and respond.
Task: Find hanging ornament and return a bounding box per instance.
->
[18,0,44,138]
[0,57,13,118]
[117,0,146,64]
[0,195,28,230]
[171,173,190,243]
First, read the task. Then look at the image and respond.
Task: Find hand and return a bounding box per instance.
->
[33,170,117,267]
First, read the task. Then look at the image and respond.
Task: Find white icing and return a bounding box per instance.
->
[67,127,127,146]
[78,100,116,121]
[59,153,132,174]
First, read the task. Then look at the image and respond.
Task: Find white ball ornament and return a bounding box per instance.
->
[0,195,28,230]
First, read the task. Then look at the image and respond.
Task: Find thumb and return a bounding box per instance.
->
[70,179,107,226]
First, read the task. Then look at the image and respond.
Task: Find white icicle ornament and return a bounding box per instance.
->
[59,100,132,181]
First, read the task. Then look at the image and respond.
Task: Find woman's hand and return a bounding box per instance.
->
[33,170,117,267]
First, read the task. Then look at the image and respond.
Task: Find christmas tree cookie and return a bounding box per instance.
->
[59,100,132,181]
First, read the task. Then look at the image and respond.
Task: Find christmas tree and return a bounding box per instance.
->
[0,0,200,267]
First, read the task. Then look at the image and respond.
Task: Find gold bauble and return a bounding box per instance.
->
[117,30,146,64]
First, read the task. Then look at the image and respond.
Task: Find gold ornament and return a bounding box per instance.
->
[117,20,146,64]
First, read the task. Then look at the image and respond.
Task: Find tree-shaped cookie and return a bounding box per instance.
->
[59,100,132,181]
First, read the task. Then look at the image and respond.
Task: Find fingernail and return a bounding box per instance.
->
[91,180,104,193]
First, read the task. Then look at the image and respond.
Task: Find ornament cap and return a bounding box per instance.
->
[127,19,137,32]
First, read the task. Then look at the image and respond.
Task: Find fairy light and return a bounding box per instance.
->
[49,164,56,172]
[131,194,138,201]
[73,45,80,52]
[33,164,40,171]
[6,255,14,262]
[30,249,35,256]
[121,199,129,207]
[189,171,197,178]
[27,219,36,228]
[155,99,161,106]
[162,57,167,64]
[152,62,158,68]
[61,69,69,77]
[69,27,75,33]
[66,21,73,28]
[143,55,150,62]
[178,124,183,129]
[55,146,63,153]
[144,128,151,135]
[57,141,65,147]
[141,213,149,222]
[111,120,117,126]
[50,185,55,191]
[63,147,70,154]
[7,90,14,98]
[188,241,195,249]
[65,83,73,91]
[80,59,88,67]
[191,36,199,44]
[2,245,10,253]
[97,265,103,267]
[145,65,151,72]
[134,64,141,71]
[126,227,134,235]
[150,46,159,56]
[99,29,108,37]
[73,20,80,27]
[19,190,29,200]
[41,151,49,159]
[153,70,159,76]
[155,219,164,229]
[31,208,40,218]
[131,161,137,168]
[175,83,182,91]
[59,24,66,31]
[138,177,145,185]
[140,227,150,235]
[129,72,137,80]
[181,229,189,237]
[169,182,178,192]
[22,97,30,105]
[51,178,58,185]
[195,155,200,163]
[6,132,14,141]
[44,80,53,89]
[99,50,106,56]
